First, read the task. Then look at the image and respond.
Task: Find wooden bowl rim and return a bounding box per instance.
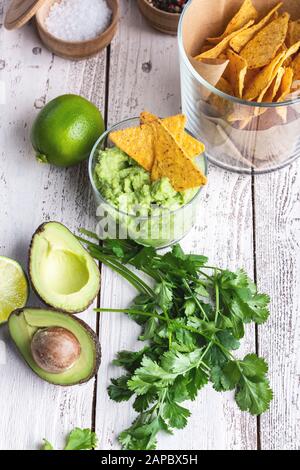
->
[138,0,181,18]
[35,0,120,46]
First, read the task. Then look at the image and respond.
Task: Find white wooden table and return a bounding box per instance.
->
[0,0,299,451]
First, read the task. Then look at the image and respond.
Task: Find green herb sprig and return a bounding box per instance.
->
[42,427,98,450]
[79,232,273,451]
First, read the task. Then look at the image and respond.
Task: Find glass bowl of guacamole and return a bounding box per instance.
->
[88,117,207,249]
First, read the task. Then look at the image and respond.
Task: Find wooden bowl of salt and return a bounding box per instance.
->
[4,0,120,61]
[36,0,119,60]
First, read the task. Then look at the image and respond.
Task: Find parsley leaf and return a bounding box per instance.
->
[234,354,273,415]
[154,281,173,309]
[41,439,53,450]
[64,428,98,450]
[236,379,273,415]
[163,400,191,429]
[113,348,150,372]
[240,354,269,379]
[108,375,133,402]
[218,270,270,329]
[41,428,98,451]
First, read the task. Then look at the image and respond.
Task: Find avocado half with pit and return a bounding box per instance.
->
[29,222,100,313]
[8,308,101,386]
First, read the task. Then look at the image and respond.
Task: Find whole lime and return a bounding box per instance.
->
[31,94,105,167]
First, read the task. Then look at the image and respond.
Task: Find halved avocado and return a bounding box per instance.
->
[29,222,100,313]
[8,308,101,386]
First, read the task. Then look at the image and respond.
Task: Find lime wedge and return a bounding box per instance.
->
[0,256,29,324]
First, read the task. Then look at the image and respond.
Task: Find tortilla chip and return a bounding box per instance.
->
[150,121,207,192]
[216,76,235,96]
[163,116,186,143]
[230,2,283,53]
[276,67,294,102]
[216,77,234,96]
[207,0,258,44]
[285,41,300,60]
[276,107,288,123]
[243,68,261,90]
[287,20,300,47]
[244,51,285,100]
[263,66,285,102]
[280,41,300,79]
[227,49,248,98]
[109,124,154,171]
[227,98,255,123]
[218,52,228,61]
[240,13,290,69]
[291,53,300,81]
[281,44,293,66]
[275,67,293,121]
[200,44,213,54]
[140,111,158,123]
[182,133,205,158]
[140,111,186,143]
[239,79,284,123]
[194,20,254,60]
[229,67,284,123]
[140,112,205,158]
[209,77,234,115]
[243,43,296,101]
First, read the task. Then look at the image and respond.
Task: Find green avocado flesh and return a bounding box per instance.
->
[8,308,100,385]
[94,147,198,213]
[29,222,100,313]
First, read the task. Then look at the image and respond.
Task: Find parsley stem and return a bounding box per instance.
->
[199,270,214,281]
[97,307,235,365]
[96,308,214,345]
[215,270,220,325]
[76,235,100,247]
[200,342,213,365]
[201,266,223,272]
[78,235,155,296]
[193,278,210,287]
[89,249,154,297]
[95,308,164,322]
[140,266,162,283]
[96,309,233,364]
[162,308,173,349]
[183,279,209,322]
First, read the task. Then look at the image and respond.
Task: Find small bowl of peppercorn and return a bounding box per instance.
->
[137,0,187,35]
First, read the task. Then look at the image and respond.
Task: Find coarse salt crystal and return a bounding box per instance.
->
[45,0,112,42]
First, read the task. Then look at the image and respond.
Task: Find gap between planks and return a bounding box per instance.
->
[91,43,112,434]
[251,170,261,451]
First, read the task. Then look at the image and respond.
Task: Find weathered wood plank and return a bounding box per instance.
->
[95,0,257,450]
[0,0,106,449]
[254,162,300,450]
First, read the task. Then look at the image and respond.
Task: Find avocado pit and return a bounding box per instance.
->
[31,326,81,374]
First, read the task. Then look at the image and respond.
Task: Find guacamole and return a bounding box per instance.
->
[93,147,203,248]
[94,147,197,215]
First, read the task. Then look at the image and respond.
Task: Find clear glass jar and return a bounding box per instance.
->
[89,117,207,249]
[178,0,300,174]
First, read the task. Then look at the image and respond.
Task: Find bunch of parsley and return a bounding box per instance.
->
[79,233,273,451]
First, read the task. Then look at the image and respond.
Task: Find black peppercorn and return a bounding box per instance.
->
[148,0,188,14]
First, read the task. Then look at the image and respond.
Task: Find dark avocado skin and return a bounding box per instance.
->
[28,222,100,314]
[9,308,101,386]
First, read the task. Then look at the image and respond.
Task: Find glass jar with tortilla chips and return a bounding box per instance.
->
[179,0,300,173]
[88,117,207,249]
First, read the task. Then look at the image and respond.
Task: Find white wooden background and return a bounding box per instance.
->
[0,0,299,450]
